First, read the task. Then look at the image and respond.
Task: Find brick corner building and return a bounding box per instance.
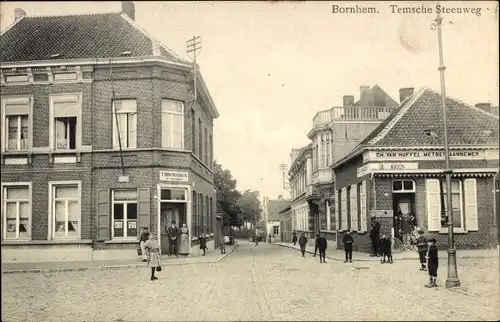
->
[332,87,499,252]
[0,2,220,262]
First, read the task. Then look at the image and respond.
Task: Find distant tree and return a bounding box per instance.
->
[213,160,241,227]
[238,189,262,225]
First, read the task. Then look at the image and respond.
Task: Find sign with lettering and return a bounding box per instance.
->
[159,170,189,182]
[363,149,496,162]
[357,163,419,177]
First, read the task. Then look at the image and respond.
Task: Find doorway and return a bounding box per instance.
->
[391,180,416,239]
[158,187,188,255]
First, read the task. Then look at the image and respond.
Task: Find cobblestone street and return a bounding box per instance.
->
[2,241,499,321]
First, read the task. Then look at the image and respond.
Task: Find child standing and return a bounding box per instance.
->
[425,238,439,288]
[219,236,226,254]
[199,234,207,256]
[342,230,354,263]
[416,229,427,271]
[317,234,327,263]
[298,233,308,257]
[380,235,393,264]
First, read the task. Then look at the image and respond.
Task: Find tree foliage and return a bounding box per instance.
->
[213,160,242,227]
[238,189,262,224]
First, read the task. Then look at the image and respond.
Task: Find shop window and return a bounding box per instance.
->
[2,184,31,240]
[112,189,138,239]
[51,182,81,240]
[440,180,463,229]
[392,180,415,193]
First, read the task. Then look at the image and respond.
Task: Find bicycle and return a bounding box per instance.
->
[391,230,418,252]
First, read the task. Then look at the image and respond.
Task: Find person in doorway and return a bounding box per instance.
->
[380,235,393,264]
[139,227,150,262]
[292,231,298,246]
[317,234,327,263]
[199,234,207,256]
[313,233,320,257]
[144,233,161,281]
[401,214,411,245]
[425,238,439,288]
[167,220,180,257]
[298,233,308,257]
[416,229,428,271]
[342,230,354,263]
[178,223,189,256]
[369,216,381,257]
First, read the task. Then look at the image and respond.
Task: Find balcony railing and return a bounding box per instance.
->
[312,168,332,184]
[312,106,396,127]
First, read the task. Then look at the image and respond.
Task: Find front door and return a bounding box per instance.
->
[159,203,180,254]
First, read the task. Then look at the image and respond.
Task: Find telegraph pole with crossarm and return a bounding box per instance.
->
[186,36,202,101]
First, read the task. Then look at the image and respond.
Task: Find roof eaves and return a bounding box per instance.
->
[367,87,427,145]
[331,145,365,170]
[119,13,189,64]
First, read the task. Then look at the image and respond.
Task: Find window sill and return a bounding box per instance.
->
[105,239,139,244]
[437,228,469,234]
[1,239,92,245]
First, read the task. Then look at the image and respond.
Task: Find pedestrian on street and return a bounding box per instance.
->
[425,238,439,288]
[416,229,428,271]
[268,234,272,244]
[369,215,381,257]
[144,233,161,281]
[199,234,207,256]
[298,233,308,257]
[292,231,298,246]
[139,227,150,262]
[313,233,320,257]
[379,234,393,264]
[342,230,354,263]
[317,234,327,263]
[219,235,226,254]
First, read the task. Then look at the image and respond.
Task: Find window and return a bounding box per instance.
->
[209,134,213,169]
[392,180,415,193]
[191,109,196,154]
[162,99,184,149]
[192,191,197,237]
[161,189,186,201]
[205,195,209,232]
[209,197,213,233]
[112,190,138,239]
[273,225,279,235]
[198,193,203,234]
[113,99,137,149]
[198,118,203,158]
[2,184,31,240]
[320,135,326,168]
[53,73,78,81]
[204,128,208,164]
[51,183,81,239]
[440,180,463,229]
[50,94,81,151]
[325,133,331,166]
[5,75,29,83]
[315,145,319,170]
[2,97,32,152]
[325,200,331,231]
[6,115,29,151]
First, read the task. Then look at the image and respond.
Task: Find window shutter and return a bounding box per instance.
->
[137,188,151,237]
[335,190,340,231]
[464,178,478,231]
[96,189,110,240]
[341,188,347,230]
[350,184,358,231]
[426,179,441,231]
[360,181,367,232]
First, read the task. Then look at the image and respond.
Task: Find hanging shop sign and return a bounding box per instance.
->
[159,170,189,182]
[357,162,419,177]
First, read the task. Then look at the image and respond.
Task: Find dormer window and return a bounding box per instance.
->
[424,129,437,137]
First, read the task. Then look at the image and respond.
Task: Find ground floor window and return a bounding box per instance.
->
[440,179,463,229]
[2,184,31,240]
[273,225,279,235]
[112,189,138,239]
[51,182,80,239]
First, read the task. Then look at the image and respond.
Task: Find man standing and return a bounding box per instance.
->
[317,234,327,263]
[167,220,180,257]
[313,233,320,257]
[369,215,381,257]
[139,227,150,262]
[298,233,308,257]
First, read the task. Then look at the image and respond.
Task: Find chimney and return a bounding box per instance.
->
[360,85,370,100]
[399,87,414,103]
[475,103,492,113]
[343,95,354,107]
[14,8,27,22]
[122,1,135,20]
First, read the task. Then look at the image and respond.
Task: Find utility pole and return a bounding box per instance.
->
[186,36,202,101]
[432,0,460,288]
[109,58,125,175]
[279,163,291,193]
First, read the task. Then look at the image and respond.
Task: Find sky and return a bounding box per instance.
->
[1,1,498,201]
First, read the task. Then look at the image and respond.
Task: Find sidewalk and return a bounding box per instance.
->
[276,242,499,262]
[1,244,236,274]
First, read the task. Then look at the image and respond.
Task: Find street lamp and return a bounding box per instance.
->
[432,1,460,288]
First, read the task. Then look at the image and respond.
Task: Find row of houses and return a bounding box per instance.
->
[280,85,499,252]
[0,2,222,263]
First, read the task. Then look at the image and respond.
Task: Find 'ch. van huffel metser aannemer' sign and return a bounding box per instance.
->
[159,170,189,182]
[364,149,490,162]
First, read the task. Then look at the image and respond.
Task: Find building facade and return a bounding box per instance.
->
[263,196,290,242]
[0,3,220,263]
[332,87,499,252]
[288,85,398,241]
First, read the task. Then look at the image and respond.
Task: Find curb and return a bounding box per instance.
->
[2,245,237,274]
[276,243,498,262]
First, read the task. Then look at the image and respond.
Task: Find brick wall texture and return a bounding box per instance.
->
[1,63,217,248]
